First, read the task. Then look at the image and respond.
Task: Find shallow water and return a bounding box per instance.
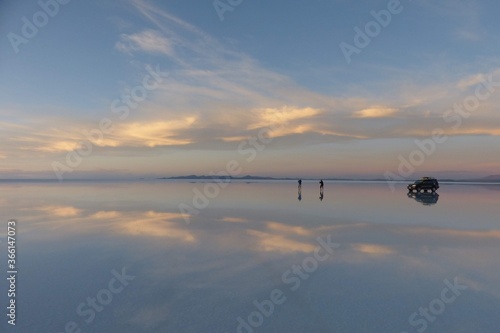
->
[1,181,499,332]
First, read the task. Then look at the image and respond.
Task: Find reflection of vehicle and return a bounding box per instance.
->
[407,177,439,192]
[407,191,439,206]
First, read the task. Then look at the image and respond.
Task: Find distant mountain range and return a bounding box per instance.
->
[159,175,294,181]
[479,174,500,181]
[158,174,500,182]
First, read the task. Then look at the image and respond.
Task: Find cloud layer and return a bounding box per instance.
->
[1,0,500,178]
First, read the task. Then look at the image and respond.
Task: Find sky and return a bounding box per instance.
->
[1,0,500,180]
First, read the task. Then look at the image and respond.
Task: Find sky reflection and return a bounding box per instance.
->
[0,181,499,332]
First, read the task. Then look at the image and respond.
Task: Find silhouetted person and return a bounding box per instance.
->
[319,180,324,201]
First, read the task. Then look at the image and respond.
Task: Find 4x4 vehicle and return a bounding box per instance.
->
[407,177,439,192]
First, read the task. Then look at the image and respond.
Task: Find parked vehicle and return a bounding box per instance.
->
[407,177,439,192]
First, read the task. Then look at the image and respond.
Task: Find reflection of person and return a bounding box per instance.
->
[319,192,323,201]
[298,180,302,201]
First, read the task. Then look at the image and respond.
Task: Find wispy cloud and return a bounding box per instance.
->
[352,106,399,119]
[2,0,500,177]
[116,29,174,56]
[457,73,488,90]
[417,0,486,42]
[114,117,197,147]
[352,243,395,256]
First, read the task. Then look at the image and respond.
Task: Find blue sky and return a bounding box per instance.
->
[1,0,500,179]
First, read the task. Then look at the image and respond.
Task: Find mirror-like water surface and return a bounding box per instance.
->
[1,181,499,332]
